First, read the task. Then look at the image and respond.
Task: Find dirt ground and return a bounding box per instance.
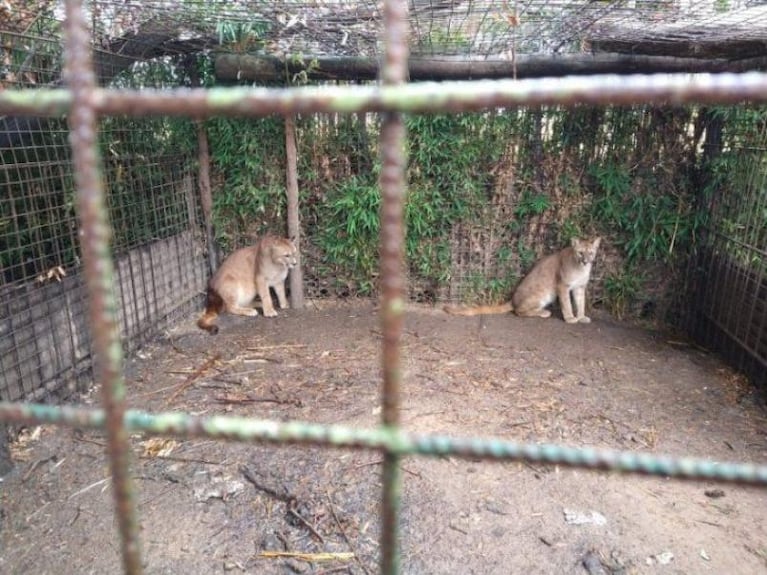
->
[2,300,767,575]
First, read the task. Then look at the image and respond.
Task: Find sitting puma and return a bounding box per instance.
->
[444,237,601,323]
[197,236,298,334]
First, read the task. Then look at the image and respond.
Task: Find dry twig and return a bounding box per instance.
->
[288,506,325,544]
[326,490,372,575]
[240,465,293,502]
[165,353,221,406]
[258,551,353,562]
[214,394,301,407]
[246,344,307,351]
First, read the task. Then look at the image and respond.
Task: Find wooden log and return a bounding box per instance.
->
[588,8,767,60]
[214,52,767,84]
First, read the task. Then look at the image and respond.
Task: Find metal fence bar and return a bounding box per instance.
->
[379,1,409,573]
[3,2,767,573]
[62,0,143,573]
[5,72,767,117]
[2,401,767,485]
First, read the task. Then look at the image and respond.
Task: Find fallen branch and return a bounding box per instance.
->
[350,458,421,478]
[214,394,301,407]
[165,353,221,406]
[22,454,58,482]
[327,489,372,575]
[242,356,284,364]
[245,344,307,351]
[74,435,221,465]
[240,465,294,503]
[288,506,325,544]
[258,551,354,562]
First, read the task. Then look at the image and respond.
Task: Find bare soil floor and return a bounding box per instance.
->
[2,300,767,575]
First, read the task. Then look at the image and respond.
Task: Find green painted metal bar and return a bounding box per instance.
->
[62,0,143,572]
[2,402,767,485]
[3,72,767,118]
[379,0,409,573]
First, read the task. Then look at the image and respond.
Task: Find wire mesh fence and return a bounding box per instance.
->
[1,17,206,403]
[2,0,767,573]
[685,127,767,389]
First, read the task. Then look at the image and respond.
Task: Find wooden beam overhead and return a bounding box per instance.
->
[214,52,767,83]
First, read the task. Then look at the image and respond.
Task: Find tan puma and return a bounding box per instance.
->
[197,236,298,334]
[444,237,601,323]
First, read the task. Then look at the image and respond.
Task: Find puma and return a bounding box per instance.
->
[197,236,298,334]
[444,237,601,323]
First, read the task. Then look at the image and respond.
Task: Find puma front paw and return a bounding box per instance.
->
[263,308,278,318]
[564,316,578,324]
[578,316,591,324]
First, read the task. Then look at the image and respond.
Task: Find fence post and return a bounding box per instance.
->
[285,114,305,309]
[197,121,218,275]
[0,425,12,477]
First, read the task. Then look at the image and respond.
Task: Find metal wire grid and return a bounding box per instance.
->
[0,24,83,402]
[71,0,767,60]
[2,1,767,574]
[1,17,206,402]
[686,127,767,387]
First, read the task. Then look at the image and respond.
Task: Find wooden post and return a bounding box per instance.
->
[0,425,12,477]
[197,121,218,275]
[284,114,304,309]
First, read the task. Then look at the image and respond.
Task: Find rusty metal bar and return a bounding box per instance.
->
[62,1,143,573]
[379,1,409,573]
[2,401,767,486]
[5,72,767,118]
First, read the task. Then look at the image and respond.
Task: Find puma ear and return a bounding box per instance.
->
[570,237,579,248]
[592,237,602,249]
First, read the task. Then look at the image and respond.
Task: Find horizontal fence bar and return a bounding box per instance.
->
[2,401,767,486]
[3,72,767,118]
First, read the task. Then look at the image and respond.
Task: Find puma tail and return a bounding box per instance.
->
[442,302,513,316]
[197,287,224,335]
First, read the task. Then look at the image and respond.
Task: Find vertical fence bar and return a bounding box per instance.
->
[62,1,143,573]
[379,0,409,573]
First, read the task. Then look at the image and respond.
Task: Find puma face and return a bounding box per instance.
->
[270,239,298,270]
[571,237,601,267]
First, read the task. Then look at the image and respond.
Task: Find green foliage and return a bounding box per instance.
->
[317,176,381,295]
[308,113,518,296]
[700,107,767,270]
[0,13,61,88]
[403,113,509,289]
[603,269,642,320]
[714,0,731,12]
[206,116,287,250]
[216,20,270,52]
[514,191,551,219]
[515,238,538,271]
[461,271,517,305]
[591,162,694,263]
